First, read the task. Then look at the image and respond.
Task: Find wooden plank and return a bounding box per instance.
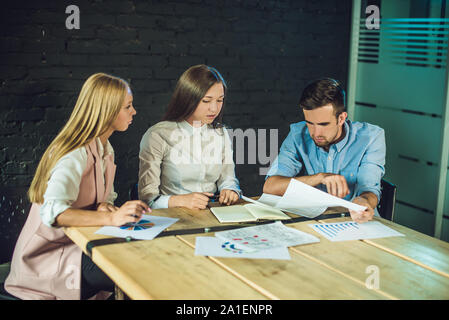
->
[59,204,360,300]
[64,221,267,300]
[62,206,221,256]
[63,226,109,255]
[91,236,267,300]
[178,233,388,300]
[361,217,449,279]
[150,199,348,232]
[341,216,449,279]
[148,207,220,230]
[62,206,227,255]
[292,219,449,299]
[62,199,345,251]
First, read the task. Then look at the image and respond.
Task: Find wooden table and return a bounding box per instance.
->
[64,202,449,300]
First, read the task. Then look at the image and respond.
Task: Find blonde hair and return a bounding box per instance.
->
[29,73,129,203]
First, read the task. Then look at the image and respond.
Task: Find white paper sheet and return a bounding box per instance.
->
[242,180,366,219]
[95,214,179,240]
[257,193,282,207]
[194,237,291,260]
[275,179,367,218]
[242,195,279,211]
[215,221,319,251]
[308,221,405,242]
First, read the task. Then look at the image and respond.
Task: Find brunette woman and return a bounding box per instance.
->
[138,65,241,210]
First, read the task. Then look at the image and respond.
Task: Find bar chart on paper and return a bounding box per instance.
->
[308,221,405,242]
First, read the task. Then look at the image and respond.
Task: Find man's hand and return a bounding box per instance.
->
[320,173,350,198]
[349,196,375,223]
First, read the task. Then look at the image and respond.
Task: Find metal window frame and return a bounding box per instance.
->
[348,0,449,239]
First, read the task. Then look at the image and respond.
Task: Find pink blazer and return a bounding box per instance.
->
[5,139,116,300]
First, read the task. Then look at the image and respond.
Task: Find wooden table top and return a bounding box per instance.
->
[63,202,449,300]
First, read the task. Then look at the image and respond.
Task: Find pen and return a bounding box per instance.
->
[209,194,220,202]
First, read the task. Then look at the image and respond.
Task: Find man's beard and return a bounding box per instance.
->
[312,136,330,147]
[313,125,343,148]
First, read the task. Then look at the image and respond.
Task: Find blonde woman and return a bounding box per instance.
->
[138,65,241,210]
[5,73,150,300]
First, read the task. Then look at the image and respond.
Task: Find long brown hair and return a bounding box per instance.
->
[29,73,129,203]
[162,64,227,128]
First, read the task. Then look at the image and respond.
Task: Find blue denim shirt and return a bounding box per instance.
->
[266,120,386,202]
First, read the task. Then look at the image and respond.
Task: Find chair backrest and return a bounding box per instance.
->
[377,179,397,221]
[0,187,31,264]
[129,183,138,201]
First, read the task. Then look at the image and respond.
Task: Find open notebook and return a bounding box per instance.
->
[210,203,290,223]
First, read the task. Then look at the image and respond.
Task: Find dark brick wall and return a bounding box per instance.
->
[0,0,352,206]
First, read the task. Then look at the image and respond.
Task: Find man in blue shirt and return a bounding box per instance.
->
[263,78,385,223]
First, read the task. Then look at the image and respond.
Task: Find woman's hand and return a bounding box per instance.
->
[219,189,239,206]
[108,200,151,227]
[97,202,119,213]
[169,192,214,210]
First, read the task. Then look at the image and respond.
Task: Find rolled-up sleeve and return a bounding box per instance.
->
[138,129,170,207]
[354,128,386,202]
[151,195,171,209]
[265,128,303,180]
[216,128,241,197]
[40,148,87,228]
[106,185,118,205]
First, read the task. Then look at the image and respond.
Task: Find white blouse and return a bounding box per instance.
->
[40,138,117,228]
[138,120,241,209]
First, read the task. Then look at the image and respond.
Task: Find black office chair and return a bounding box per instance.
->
[0,187,29,300]
[377,179,397,221]
[129,183,138,201]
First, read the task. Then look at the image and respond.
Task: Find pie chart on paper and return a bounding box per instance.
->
[221,241,245,254]
[120,219,155,231]
[96,214,179,240]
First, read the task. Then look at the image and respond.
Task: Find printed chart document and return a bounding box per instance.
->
[244,179,367,219]
[194,236,291,260]
[215,221,319,251]
[308,221,405,242]
[210,203,290,223]
[95,214,178,240]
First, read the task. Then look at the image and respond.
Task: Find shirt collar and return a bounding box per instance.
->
[178,120,209,136]
[95,137,113,159]
[335,120,351,152]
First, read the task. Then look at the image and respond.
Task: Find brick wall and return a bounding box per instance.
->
[0,0,351,205]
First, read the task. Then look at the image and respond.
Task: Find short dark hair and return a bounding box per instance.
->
[299,78,346,116]
[162,64,226,129]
